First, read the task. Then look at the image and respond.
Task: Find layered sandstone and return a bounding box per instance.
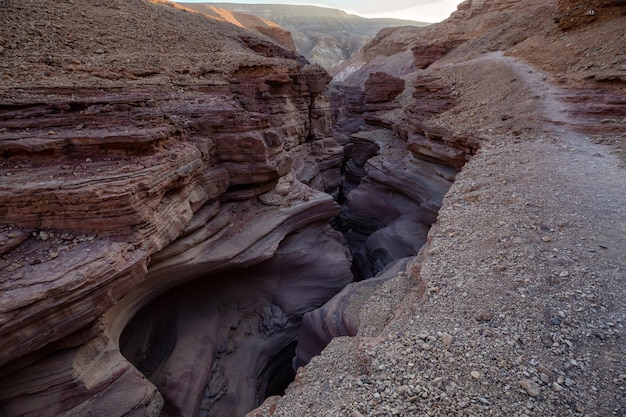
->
[252,0,626,416]
[2,0,625,416]
[0,1,350,416]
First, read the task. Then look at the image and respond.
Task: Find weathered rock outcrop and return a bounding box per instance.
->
[3,1,625,416]
[0,1,350,416]
[330,69,472,280]
[294,257,410,368]
[116,222,351,417]
[363,72,405,111]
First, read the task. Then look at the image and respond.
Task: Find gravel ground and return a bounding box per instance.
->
[248,53,626,417]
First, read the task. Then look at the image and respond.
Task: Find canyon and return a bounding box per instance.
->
[0,1,625,417]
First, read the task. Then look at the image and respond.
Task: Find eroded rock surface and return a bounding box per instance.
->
[0,1,350,416]
[2,0,625,416]
[250,0,626,417]
[119,223,351,417]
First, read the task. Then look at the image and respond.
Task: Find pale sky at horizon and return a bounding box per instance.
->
[179,0,465,23]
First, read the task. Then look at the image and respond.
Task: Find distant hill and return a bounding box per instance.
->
[178,4,297,50]
[178,3,429,69]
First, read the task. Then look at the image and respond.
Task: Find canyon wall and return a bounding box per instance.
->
[252,0,626,416]
[0,1,351,416]
[1,0,625,416]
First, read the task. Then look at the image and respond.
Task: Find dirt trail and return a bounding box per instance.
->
[484,52,572,124]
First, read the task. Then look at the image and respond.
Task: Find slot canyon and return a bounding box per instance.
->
[1,1,625,417]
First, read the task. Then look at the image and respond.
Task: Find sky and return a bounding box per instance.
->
[180,0,465,23]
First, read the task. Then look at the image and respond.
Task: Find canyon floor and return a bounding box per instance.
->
[250,32,626,417]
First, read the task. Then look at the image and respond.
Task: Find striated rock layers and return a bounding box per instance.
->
[293,19,478,361]
[258,0,626,416]
[0,1,351,416]
[330,68,472,280]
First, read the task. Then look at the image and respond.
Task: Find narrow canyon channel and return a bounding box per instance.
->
[2,1,625,417]
[117,80,468,416]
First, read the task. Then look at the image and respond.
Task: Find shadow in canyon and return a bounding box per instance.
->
[119,80,467,417]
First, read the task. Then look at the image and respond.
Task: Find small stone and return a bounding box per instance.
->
[537,365,556,379]
[477,397,491,405]
[94,48,105,54]
[541,236,552,242]
[471,371,481,380]
[85,157,92,163]
[475,309,494,322]
[552,382,563,392]
[38,231,50,241]
[275,182,291,196]
[352,410,365,417]
[48,251,59,259]
[259,192,282,206]
[518,379,540,397]
[548,317,561,326]
[559,271,569,277]
[441,333,453,349]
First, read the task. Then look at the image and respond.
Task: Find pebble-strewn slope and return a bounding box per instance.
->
[249,0,626,416]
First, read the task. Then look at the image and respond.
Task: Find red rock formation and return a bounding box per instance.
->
[412,44,451,69]
[363,72,405,111]
[0,1,349,416]
[184,3,429,70]
[556,0,626,31]
[295,258,410,368]
[298,0,624,377]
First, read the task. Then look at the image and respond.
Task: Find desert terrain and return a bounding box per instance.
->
[0,0,624,417]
